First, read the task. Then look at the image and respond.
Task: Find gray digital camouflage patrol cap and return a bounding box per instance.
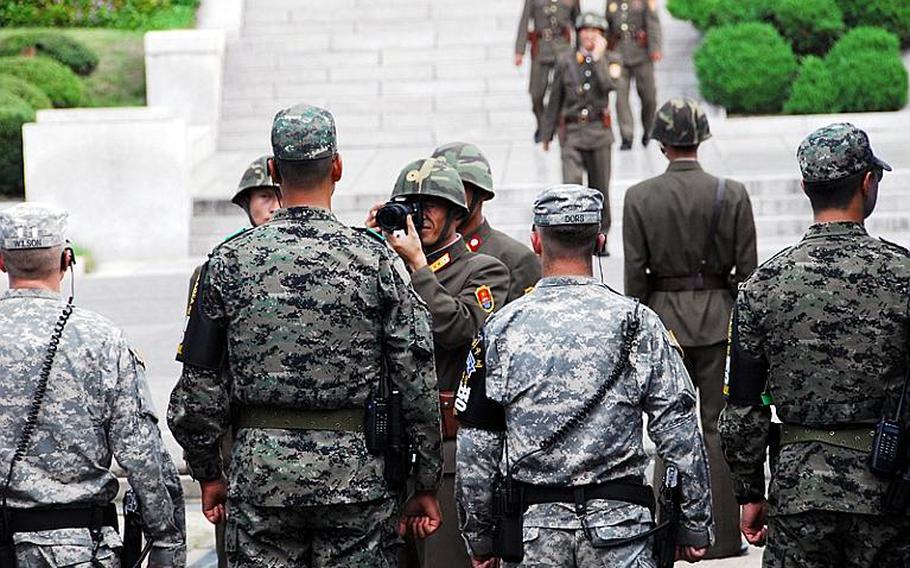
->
[797,123,891,183]
[533,185,603,226]
[0,202,68,250]
[271,103,337,161]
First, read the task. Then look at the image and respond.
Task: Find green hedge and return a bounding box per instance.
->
[827,26,901,60]
[0,32,99,76]
[0,75,52,110]
[667,0,768,31]
[0,0,201,30]
[783,56,839,114]
[695,22,798,114]
[0,90,35,197]
[838,0,910,46]
[0,56,84,108]
[772,0,844,55]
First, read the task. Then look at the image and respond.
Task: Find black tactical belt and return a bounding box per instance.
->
[652,274,729,292]
[4,503,118,533]
[237,406,363,432]
[515,478,655,514]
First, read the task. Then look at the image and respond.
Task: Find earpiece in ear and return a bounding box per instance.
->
[61,247,76,271]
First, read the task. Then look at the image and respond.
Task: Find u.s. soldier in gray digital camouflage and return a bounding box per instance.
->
[514,0,580,142]
[180,155,281,568]
[368,157,510,568]
[605,0,662,149]
[431,142,541,302]
[541,12,622,244]
[0,203,185,567]
[720,123,910,567]
[455,185,714,567]
[168,104,444,567]
[624,98,756,559]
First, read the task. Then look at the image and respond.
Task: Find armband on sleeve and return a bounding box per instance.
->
[176,262,227,370]
[726,305,769,406]
[454,336,506,431]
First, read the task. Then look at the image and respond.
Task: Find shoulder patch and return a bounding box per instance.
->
[475,285,495,313]
[880,237,910,257]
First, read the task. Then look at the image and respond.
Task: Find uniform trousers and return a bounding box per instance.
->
[13,527,122,568]
[560,139,612,233]
[529,59,556,135]
[765,511,910,567]
[616,61,657,144]
[507,527,656,568]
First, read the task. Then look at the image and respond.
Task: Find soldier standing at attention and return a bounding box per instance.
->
[514,0,580,143]
[541,12,621,248]
[0,203,185,567]
[368,157,510,567]
[605,0,662,150]
[179,155,281,568]
[169,104,444,567]
[720,123,910,566]
[455,185,713,567]
[623,98,756,559]
[432,142,541,302]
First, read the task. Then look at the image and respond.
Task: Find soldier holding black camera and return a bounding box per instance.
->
[368,157,510,567]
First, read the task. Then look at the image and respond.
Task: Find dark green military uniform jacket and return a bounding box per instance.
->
[411,236,510,392]
[720,222,910,516]
[605,0,662,67]
[622,160,757,346]
[464,219,541,303]
[542,49,617,150]
[515,0,580,63]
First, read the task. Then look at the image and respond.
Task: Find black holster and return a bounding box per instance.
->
[365,383,414,493]
[121,490,143,568]
[491,478,524,563]
[0,514,15,568]
[768,422,782,475]
[653,466,682,568]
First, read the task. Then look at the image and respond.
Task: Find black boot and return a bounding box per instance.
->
[620,140,633,151]
[642,135,650,147]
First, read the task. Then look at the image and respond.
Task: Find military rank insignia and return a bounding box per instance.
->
[429,252,451,273]
[475,285,495,313]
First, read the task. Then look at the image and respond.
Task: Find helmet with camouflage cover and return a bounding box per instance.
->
[650,97,712,146]
[575,12,607,32]
[391,157,469,215]
[232,155,279,206]
[431,142,494,197]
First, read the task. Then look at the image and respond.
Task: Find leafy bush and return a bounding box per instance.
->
[0,0,201,30]
[772,0,844,55]
[0,32,99,76]
[0,57,84,108]
[0,75,52,110]
[669,0,769,31]
[837,0,910,47]
[0,90,36,197]
[827,26,901,61]
[829,50,908,112]
[695,23,798,114]
[783,56,839,114]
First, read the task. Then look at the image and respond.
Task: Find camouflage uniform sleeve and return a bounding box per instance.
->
[515,0,532,55]
[167,253,231,482]
[109,341,186,563]
[645,0,662,55]
[732,186,758,287]
[719,288,771,504]
[380,256,443,491]
[455,427,504,557]
[541,57,565,143]
[622,188,651,302]
[410,256,510,350]
[639,311,715,548]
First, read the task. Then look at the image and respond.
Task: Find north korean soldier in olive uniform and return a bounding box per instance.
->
[605,0,662,150]
[623,98,757,559]
[514,0,580,142]
[720,123,910,567]
[368,158,510,568]
[541,12,621,244]
[181,155,281,568]
[432,142,541,302]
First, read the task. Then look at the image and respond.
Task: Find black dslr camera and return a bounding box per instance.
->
[376,197,423,234]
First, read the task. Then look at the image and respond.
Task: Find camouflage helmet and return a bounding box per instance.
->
[431,141,495,197]
[391,158,469,215]
[650,97,712,146]
[576,12,607,32]
[232,155,279,206]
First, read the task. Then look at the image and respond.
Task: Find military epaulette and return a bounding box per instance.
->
[206,227,250,258]
[353,226,387,244]
[754,244,794,271]
[879,237,910,257]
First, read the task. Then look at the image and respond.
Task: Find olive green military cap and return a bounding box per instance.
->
[431,141,495,196]
[233,155,279,206]
[798,123,891,183]
[0,202,68,250]
[533,184,603,226]
[271,103,336,161]
[650,97,712,146]
[576,12,608,32]
[391,157,469,214]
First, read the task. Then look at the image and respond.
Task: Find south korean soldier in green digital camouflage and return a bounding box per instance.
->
[720,123,910,567]
[168,103,444,567]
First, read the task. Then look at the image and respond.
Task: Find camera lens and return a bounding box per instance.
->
[376,203,410,232]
